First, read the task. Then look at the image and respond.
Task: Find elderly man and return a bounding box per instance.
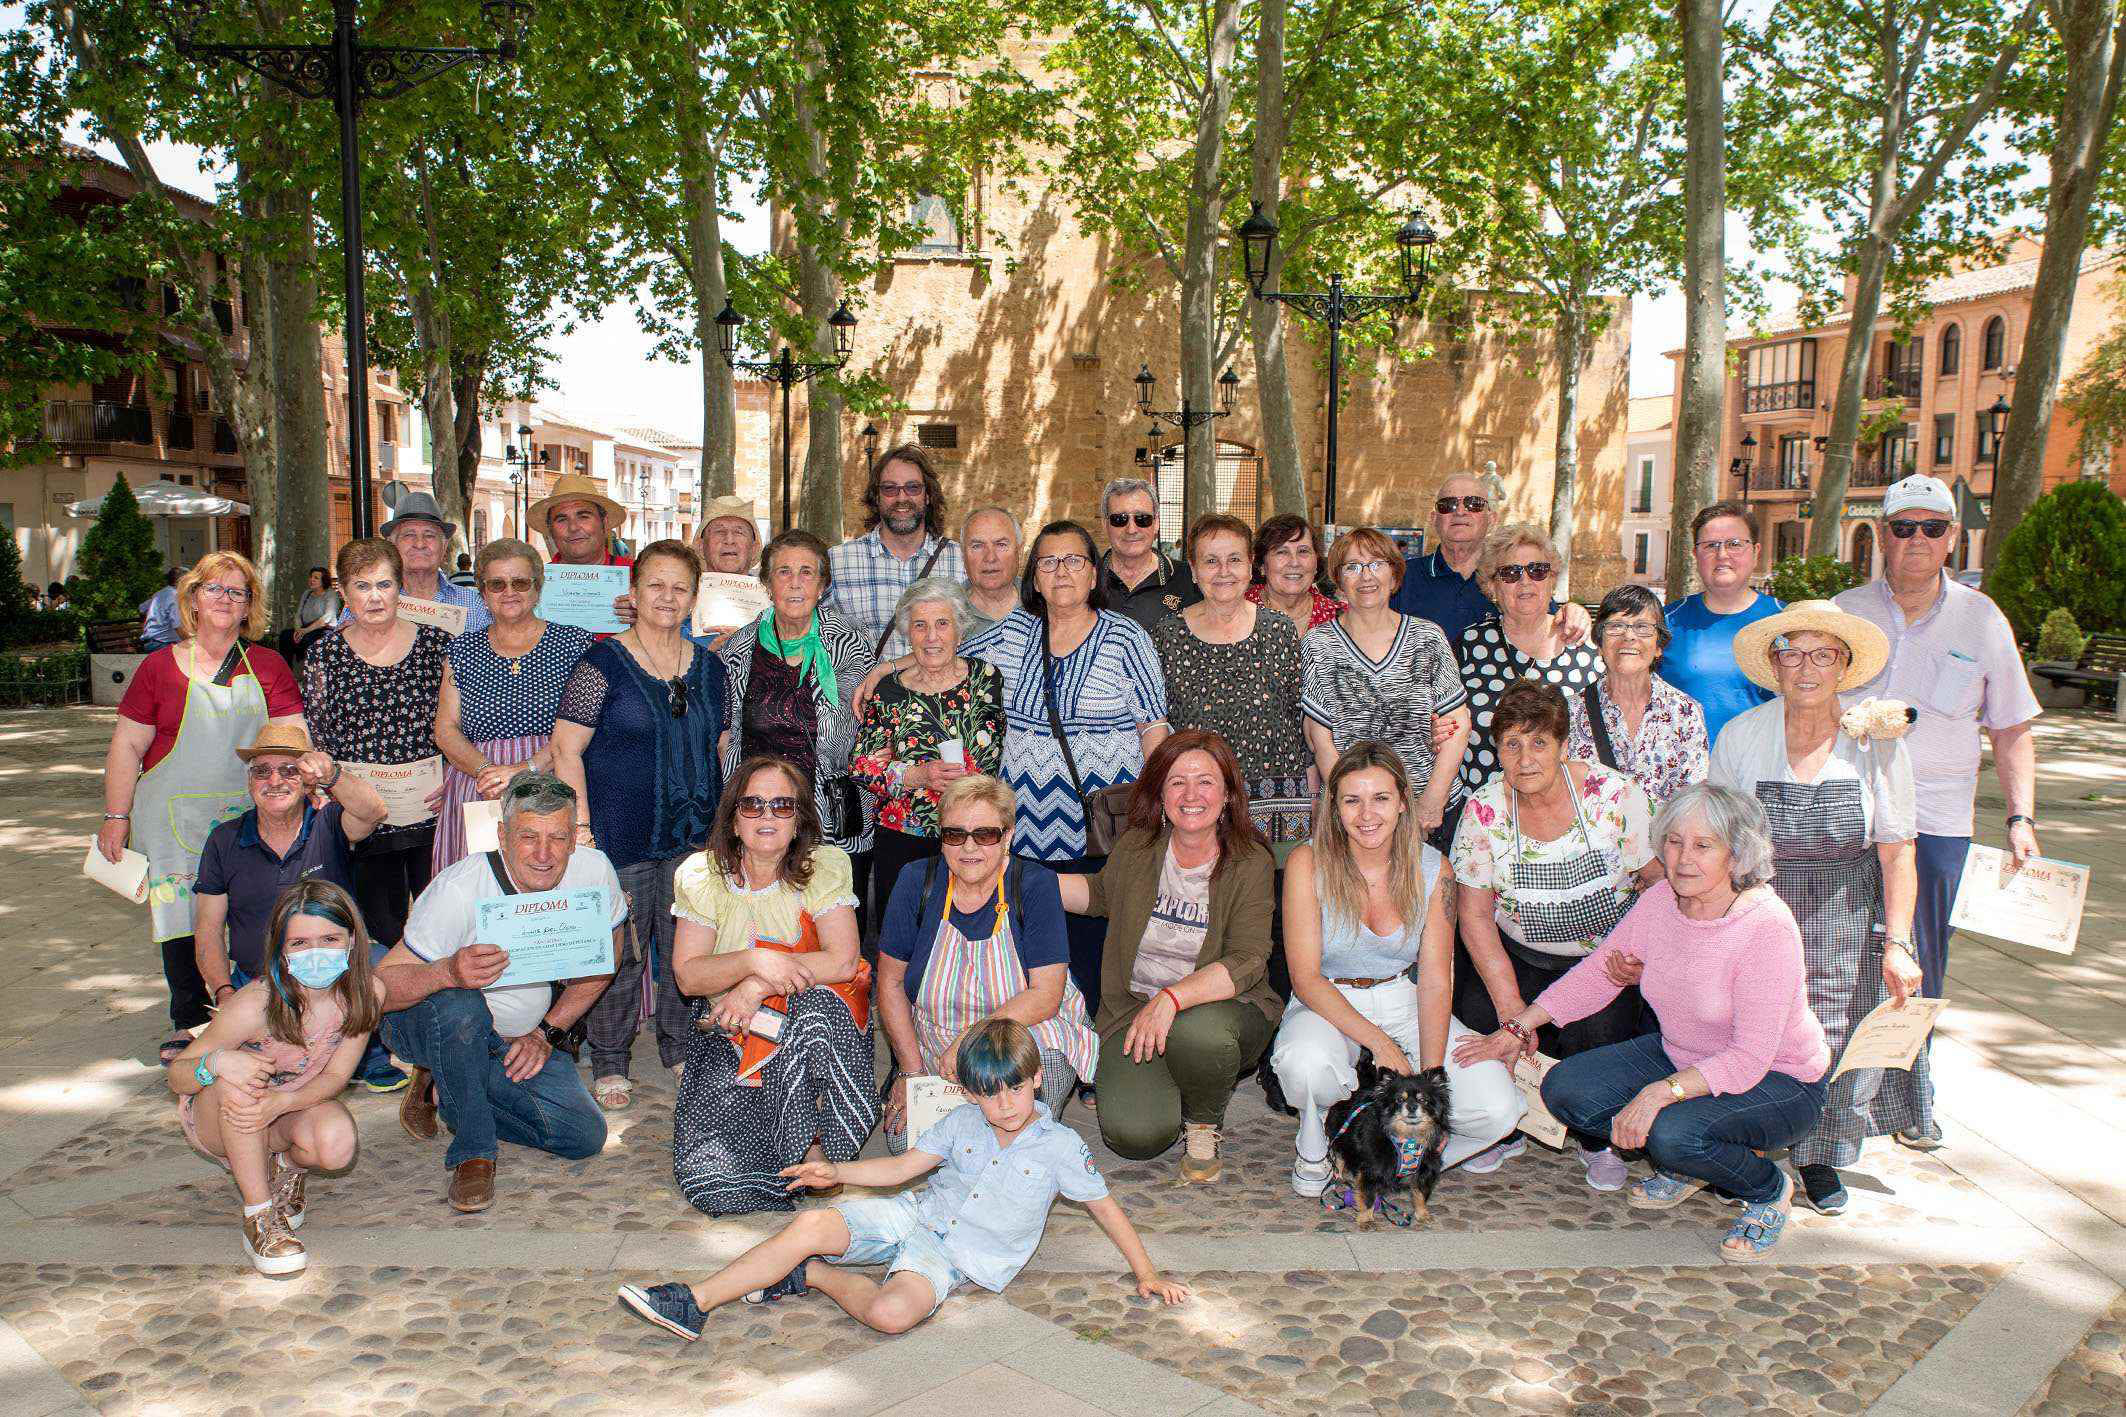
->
[1393,469,1590,648]
[961,505,1023,636]
[829,443,966,658]
[530,473,635,631]
[695,494,762,575]
[376,773,621,1212]
[370,492,491,636]
[1837,474,2041,1150]
[1097,476,1197,629]
[139,568,183,652]
[1662,501,1784,745]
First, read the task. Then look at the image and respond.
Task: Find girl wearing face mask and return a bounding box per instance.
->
[169,881,384,1277]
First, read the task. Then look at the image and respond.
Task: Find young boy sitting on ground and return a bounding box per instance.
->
[619,1018,1188,1339]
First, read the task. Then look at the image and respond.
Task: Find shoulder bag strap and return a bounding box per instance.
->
[1004,858,1025,938]
[1583,683,1619,770]
[1039,634,1091,809]
[486,850,519,895]
[872,540,951,658]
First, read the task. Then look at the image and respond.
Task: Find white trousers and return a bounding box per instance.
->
[1271,978,1525,1170]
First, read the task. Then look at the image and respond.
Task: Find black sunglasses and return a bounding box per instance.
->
[1493,561,1553,584]
[939,825,1007,846]
[1107,511,1157,529]
[736,795,799,819]
[1436,496,1489,514]
[1887,518,1952,540]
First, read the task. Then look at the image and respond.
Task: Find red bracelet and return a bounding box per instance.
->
[1159,987,1182,1014]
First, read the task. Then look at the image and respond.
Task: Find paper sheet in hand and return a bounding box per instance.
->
[1510,1052,1569,1148]
[463,799,501,854]
[397,596,468,636]
[905,1075,972,1139]
[693,572,771,635]
[1949,846,2088,956]
[478,886,615,989]
[1830,996,1948,1081]
[81,841,149,904]
[342,756,443,827]
[537,564,629,634]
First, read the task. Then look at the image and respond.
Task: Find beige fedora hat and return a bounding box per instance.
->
[234,722,315,762]
[528,473,626,530]
[1732,599,1890,693]
[698,495,758,530]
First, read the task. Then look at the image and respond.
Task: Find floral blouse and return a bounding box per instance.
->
[302,624,450,850]
[1245,583,1345,631]
[1565,674,1710,807]
[1450,761,1654,954]
[851,660,1007,837]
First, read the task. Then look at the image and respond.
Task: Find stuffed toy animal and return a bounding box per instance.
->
[1840,697,1916,745]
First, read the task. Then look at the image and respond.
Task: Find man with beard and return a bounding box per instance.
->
[829,444,966,659]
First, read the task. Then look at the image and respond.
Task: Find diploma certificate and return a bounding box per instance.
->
[397,596,468,636]
[693,572,771,635]
[463,799,501,854]
[1511,1052,1569,1149]
[342,756,443,827]
[1949,847,2088,956]
[1831,996,1948,1081]
[82,841,150,904]
[905,1075,972,1139]
[537,564,630,635]
[479,887,617,989]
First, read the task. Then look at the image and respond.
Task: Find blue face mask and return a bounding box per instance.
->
[283,947,350,990]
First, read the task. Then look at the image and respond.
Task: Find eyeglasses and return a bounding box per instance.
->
[939,825,1007,846]
[1337,559,1392,579]
[247,762,303,781]
[1493,561,1553,584]
[1887,518,1952,540]
[482,576,536,593]
[667,679,689,719]
[1107,512,1157,529]
[1695,537,1754,554]
[1599,621,1660,640]
[1771,646,1846,669]
[1435,496,1488,514]
[736,795,799,818]
[199,584,252,602]
[1035,553,1092,574]
[878,481,926,499]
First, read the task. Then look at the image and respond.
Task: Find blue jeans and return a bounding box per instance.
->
[1542,1034,1827,1204]
[379,987,607,1170]
[1912,834,1967,1003]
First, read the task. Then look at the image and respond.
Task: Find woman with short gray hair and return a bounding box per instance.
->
[1566,583,1708,807]
[1458,783,1831,1261]
[852,576,1007,924]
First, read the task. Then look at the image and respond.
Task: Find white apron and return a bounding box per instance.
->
[135,645,269,941]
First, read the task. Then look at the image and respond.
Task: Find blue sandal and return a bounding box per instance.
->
[1628,1170,1708,1211]
[1719,1174,1794,1263]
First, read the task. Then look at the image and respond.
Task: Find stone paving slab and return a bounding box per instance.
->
[2020,1290,2126,1417]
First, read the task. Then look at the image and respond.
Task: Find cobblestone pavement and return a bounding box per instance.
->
[1,706,2123,1416]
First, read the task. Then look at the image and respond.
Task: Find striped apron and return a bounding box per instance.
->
[915,874,1099,1084]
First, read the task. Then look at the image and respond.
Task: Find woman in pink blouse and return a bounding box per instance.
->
[1458,783,1829,1262]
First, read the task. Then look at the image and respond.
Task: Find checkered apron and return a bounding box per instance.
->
[1755,778,1931,1167]
[1498,784,1634,960]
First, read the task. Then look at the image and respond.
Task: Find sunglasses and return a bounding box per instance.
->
[939,825,1007,846]
[736,795,799,819]
[1435,496,1489,514]
[1107,511,1157,529]
[667,679,689,719]
[247,762,303,781]
[482,576,536,593]
[1887,518,1952,540]
[1493,561,1553,584]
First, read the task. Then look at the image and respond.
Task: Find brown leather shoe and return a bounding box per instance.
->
[399,1066,438,1141]
[448,1157,495,1213]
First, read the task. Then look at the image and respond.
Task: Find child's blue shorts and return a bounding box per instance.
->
[831,1193,967,1314]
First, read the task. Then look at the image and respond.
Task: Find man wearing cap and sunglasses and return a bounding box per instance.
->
[1097,477,1200,630]
[1834,474,2040,1151]
[1392,470,1591,649]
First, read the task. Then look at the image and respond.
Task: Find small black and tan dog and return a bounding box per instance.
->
[1323,1051,1451,1229]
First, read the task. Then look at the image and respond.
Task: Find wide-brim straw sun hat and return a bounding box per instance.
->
[528,474,627,530]
[1732,599,1889,693]
[234,722,315,762]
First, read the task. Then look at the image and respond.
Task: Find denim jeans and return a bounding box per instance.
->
[1541,1033,1827,1204]
[379,986,608,1170]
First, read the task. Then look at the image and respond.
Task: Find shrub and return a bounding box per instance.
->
[1767,555,1863,604]
[0,649,86,708]
[71,478,163,622]
[1989,482,2126,640]
[0,528,33,624]
[2035,608,2087,662]
[0,608,82,650]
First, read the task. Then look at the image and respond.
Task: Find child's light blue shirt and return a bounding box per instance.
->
[908,1101,1110,1292]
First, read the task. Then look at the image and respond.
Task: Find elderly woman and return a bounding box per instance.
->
[1457,522,1604,803]
[851,577,1006,920]
[1462,785,1830,1260]
[875,774,1099,1147]
[1450,679,1656,1190]
[1566,584,1709,807]
[1152,514,1313,845]
[669,755,875,1216]
[1053,730,1281,1180]
[718,529,876,865]
[1300,527,1471,843]
[966,519,1170,1007]
[1248,514,1345,631]
[553,540,729,1110]
[431,538,594,873]
[101,551,304,1061]
[302,538,451,962]
[1712,600,1920,1217]
[1272,742,1522,1199]
[292,566,340,667]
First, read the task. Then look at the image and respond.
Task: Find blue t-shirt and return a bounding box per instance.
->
[1661,592,1783,747]
[878,858,1069,1002]
[1391,552,1496,647]
[194,802,355,970]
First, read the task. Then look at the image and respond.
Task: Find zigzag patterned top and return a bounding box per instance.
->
[965,608,1169,862]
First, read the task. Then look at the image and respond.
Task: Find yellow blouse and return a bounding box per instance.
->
[671,844,859,953]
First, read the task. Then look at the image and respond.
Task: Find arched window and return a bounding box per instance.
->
[1939,323,1960,376]
[1982,315,2007,370]
[1850,522,1875,582]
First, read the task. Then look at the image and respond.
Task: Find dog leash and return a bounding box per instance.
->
[1318,1185,1414,1228]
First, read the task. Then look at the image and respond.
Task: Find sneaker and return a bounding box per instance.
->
[271,1155,307,1232]
[358,1063,410,1094]
[741,1261,811,1305]
[1627,1170,1707,1211]
[1582,1147,1630,1192]
[1180,1121,1221,1183]
[1894,1127,1943,1152]
[618,1282,706,1341]
[242,1207,307,1276]
[1461,1135,1527,1174]
[1291,1154,1332,1198]
[1799,1163,1848,1214]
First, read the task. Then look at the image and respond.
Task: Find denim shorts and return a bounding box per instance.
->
[832,1194,966,1314]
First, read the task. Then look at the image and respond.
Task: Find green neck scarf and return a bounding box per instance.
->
[759,610,837,704]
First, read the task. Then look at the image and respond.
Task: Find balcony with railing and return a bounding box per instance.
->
[1849,457,1903,489]
[1865,368,1923,401]
[164,409,196,450]
[1740,458,1813,494]
[44,400,154,448]
[1741,380,1816,414]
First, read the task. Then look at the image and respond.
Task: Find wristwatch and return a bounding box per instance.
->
[2005,813,2036,830]
[1666,1076,1686,1102]
[538,1021,574,1053]
[1885,936,1915,957]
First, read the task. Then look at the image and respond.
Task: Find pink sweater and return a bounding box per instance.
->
[1535,881,1830,1095]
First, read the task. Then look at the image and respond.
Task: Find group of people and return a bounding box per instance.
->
[101,453,2039,1322]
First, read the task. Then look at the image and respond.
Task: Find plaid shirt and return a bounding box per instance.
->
[828,528,966,658]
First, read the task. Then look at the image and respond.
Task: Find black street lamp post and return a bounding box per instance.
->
[1235,201,1435,527]
[860,422,880,476]
[171,0,528,541]
[715,301,857,532]
[1978,395,2011,465]
[1134,364,1239,526]
[1729,430,1759,509]
[503,421,546,540]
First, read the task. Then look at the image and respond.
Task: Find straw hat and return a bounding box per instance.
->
[234,722,315,762]
[1732,599,1890,693]
[699,495,758,531]
[528,474,625,530]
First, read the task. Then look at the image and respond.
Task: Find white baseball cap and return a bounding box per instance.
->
[1882,474,1955,518]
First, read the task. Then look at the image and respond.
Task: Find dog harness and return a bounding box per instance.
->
[1329,1100,1430,1179]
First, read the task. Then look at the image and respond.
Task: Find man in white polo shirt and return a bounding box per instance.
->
[1837,474,2040,1150]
